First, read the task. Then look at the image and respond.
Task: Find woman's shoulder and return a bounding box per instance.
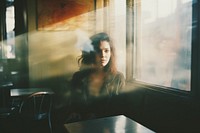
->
[71,69,93,91]
[107,71,125,84]
[105,71,125,95]
[71,70,90,86]
[115,71,125,80]
[72,69,91,79]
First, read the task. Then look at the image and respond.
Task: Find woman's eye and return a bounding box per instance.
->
[105,50,110,53]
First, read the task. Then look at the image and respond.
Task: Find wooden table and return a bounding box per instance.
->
[64,115,155,133]
[10,88,54,97]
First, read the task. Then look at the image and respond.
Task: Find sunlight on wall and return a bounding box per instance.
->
[29,31,80,83]
[29,0,126,86]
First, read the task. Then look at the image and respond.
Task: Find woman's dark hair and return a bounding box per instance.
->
[78,32,117,74]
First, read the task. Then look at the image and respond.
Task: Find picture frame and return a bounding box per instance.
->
[37,0,94,31]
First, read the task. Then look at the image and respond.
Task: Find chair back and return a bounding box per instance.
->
[19,91,53,120]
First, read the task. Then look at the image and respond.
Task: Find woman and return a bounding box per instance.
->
[71,32,125,100]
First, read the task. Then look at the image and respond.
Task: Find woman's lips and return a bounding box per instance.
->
[101,59,106,63]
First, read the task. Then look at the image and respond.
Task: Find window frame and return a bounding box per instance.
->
[126,0,200,100]
[0,0,29,87]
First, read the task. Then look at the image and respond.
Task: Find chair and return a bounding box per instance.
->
[19,91,54,133]
[0,102,20,133]
[0,106,18,118]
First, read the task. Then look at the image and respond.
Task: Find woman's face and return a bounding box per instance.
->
[95,41,111,68]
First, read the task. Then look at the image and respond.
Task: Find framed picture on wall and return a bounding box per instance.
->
[37,0,94,31]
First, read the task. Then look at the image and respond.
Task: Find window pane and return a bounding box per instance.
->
[3,1,15,59]
[134,0,192,91]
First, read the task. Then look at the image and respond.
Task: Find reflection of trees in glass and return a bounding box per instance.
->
[171,2,192,90]
[136,0,192,91]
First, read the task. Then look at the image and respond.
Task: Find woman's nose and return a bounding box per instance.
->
[101,51,105,57]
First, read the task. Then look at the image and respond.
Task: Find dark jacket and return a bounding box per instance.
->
[71,69,125,102]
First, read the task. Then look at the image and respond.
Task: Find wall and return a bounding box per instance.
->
[27,0,81,109]
[27,0,126,109]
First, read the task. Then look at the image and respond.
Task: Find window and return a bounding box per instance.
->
[0,0,15,59]
[133,0,192,91]
[0,0,29,87]
[5,0,15,58]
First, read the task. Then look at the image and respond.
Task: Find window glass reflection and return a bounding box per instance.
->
[4,0,15,59]
[134,0,192,91]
